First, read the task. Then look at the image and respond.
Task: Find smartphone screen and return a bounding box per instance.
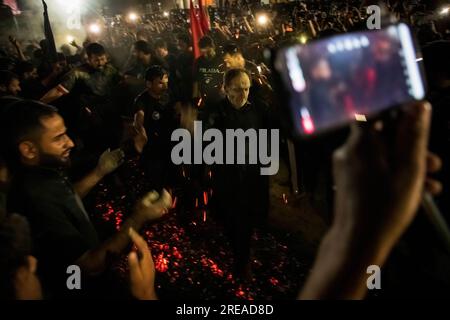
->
[274,23,426,136]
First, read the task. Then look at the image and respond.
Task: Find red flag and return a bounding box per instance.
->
[190,0,204,59]
[198,0,211,34]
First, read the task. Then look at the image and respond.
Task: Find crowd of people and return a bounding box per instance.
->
[0,0,449,300]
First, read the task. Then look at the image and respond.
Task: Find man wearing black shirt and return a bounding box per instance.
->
[130,66,178,191]
[202,69,272,279]
[222,43,273,105]
[40,43,123,152]
[175,34,195,100]
[125,40,165,81]
[5,100,171,298]
[193,36,225,106]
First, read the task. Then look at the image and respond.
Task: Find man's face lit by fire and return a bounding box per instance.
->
[88,54,108,71]
[225,72,251,109]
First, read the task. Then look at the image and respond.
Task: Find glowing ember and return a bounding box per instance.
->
[155,253,169,273]
[203,191,208,205]
[172,196,178,209]
[282,193,288,204]
[269,277,279,286]
[91,158,307,300]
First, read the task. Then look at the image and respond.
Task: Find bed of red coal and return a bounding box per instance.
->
[87,159,310,300]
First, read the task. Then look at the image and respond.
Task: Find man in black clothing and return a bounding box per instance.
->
[154,39,177,74]
[202,69,273,279]
[222,43,260,76]
[129,66,178,191]
[193,36,225,106]
[222,43,273,105]
[175,34,194,100]
[154,39,181,100]
[40,43,123,152]
[125,41,165,80]
[4,100,171,298]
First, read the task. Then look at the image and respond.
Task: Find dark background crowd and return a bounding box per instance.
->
[0,0,449,300]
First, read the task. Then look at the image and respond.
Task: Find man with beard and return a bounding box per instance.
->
[40,43,122,153]
[5,100,171,298]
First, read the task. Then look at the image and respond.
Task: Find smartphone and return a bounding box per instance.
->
[273,23,426,137]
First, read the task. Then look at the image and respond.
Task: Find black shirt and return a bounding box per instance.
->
[125,57,165,80]
[202,98,273,219]
[8,166,99,296]
[59,63,122,112]
[193,54,225,104]
[131,90,177,143]
[131,91,178,189]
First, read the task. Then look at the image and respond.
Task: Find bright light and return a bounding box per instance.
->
[128,12,138,21]
[301,108,315,135]
[66,35,74,43]
[344,39,353,50]
[440,7,449,15]
[163,11,169,17]
[354,113,367,122]
[257,14,269,26]
[360,36,370,47]
[58,0,82,5]
[89,23,101,34]
[327,43,336,53]
[352,38,361,49]
[300,35,308,44]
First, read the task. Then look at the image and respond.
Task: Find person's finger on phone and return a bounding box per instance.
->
[426,152,442,174]
[425,179,443,196]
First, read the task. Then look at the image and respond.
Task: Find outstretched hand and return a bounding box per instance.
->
[96,148,125,177]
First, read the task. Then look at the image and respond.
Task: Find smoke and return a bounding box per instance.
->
[0,0,104,54]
